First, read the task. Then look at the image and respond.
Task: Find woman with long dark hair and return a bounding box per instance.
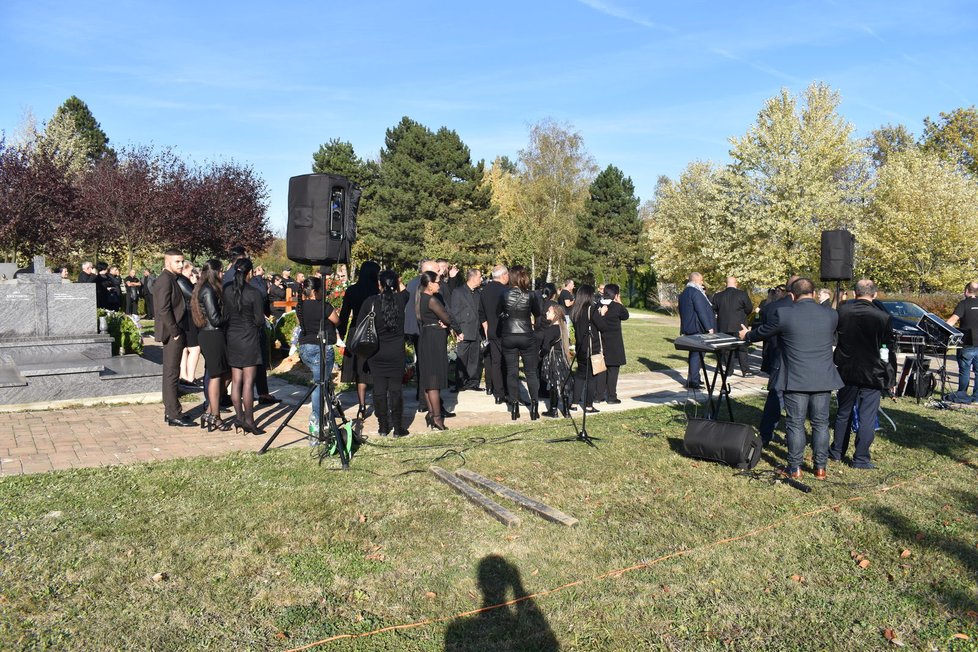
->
[224,258,266,435]
[570,284,607,413]
[359,270,410,436]
[498,266,542,420]
[178,261,201,386]
[191,259,231,431]
[416,270,451,430]
[339,261,381,419]
[296,277,340,440]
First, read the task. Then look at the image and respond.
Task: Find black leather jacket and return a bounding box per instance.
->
[197,284,224,331]
[498,287,539,335]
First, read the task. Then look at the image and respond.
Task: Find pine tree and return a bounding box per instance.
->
[573,164,642,282]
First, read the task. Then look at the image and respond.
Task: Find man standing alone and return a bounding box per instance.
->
[740,278,843,479]
[711,276,754,377]
[153,249,195,427]
[677,272,715,389]
[830,279,896,469]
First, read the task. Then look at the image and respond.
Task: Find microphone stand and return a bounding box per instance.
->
[548,304,601,447]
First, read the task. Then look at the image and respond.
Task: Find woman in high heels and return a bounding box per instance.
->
[570,284,608,413]
[416,271,451,430]
[339,261,380,420]
[224,258,266,435]
[191,259,232,431]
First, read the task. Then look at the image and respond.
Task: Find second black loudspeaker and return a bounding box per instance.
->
[286,174,361,266]
[820,229,855,281]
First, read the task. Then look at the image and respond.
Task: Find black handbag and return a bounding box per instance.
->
[348,307,379,358]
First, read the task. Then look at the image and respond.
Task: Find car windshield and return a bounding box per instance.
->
[881,301,927,319]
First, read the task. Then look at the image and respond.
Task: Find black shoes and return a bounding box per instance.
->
[257,394,280,406]
[530,401,540,421]
[442,410,456,418]
[494,396,506,405]
[606,398,622,405]
[425,413,448,431]
[510,402,520,420]
[582,405,600,414]
[165,415,196,427]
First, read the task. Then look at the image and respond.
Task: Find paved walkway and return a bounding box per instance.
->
[0,358,771,477]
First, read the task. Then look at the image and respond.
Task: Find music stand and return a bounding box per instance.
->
[258,270,352,469]
[548,305,601,448]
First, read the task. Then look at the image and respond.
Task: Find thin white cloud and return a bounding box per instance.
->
[576,0,677,31]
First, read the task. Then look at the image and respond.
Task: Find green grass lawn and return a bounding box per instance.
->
[2,396,978,650]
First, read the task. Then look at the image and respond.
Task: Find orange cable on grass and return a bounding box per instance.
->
[284,472,930,652]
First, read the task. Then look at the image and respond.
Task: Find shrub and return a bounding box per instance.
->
[274,311,299,350]
[96,309,144,355]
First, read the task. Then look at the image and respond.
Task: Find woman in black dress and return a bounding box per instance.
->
[177,262,201,386]
[498,266,542,420]
[224,258,266,435]
[595,283,629,404]
[570,284,607,413]
[339,261,381,419]
[538,303,571,417]
[360,270,410,437]
[191,259,231,431]
[416,270,451,430]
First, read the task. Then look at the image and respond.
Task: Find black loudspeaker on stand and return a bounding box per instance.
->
[820,229,855,282]
[286,174,361,266]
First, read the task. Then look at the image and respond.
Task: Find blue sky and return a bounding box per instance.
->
[2,1,976,235]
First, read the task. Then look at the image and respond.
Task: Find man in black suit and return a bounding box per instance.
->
[830,279,896,469]
[479,265,509,404]
[711,276,754,377]
[753,276,797,445]
[740,278,843,479]
[153,249,195,427]
[450,269,484,392]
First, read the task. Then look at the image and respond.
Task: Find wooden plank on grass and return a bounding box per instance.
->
[429,466,521,527]
[454,468,579,527]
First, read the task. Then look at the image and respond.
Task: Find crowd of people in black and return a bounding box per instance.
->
[139,248,632,443]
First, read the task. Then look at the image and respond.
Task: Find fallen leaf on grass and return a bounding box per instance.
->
[365,552,386,562]
[275,632,288,640]
[858,559,871,569]
[531,569,539,576]
[966,610,978,620]
[691,463,700,468]
[953,633,970,640]
[357,513,367,523]
[152,572,168,582]
[900,549,912,558]
[790,574,805,583]
[425,591,436,599]
[882,627,905,647]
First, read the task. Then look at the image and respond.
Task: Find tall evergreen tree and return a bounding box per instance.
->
[363,117,495,270]
[573,164,642,282]
[45,96,112,170]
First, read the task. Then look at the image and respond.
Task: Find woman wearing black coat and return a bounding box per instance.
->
[498,266,542,420]
[416,271,452,431]
[360,270,410,437]
[595,283,629,403]
[570,284,608,413]
[339,261,381,419]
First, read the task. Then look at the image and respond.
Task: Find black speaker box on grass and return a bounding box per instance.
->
[820,229,855,281]
[683,418,762,469]
[286,174,361,266]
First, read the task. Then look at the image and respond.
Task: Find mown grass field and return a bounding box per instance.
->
[2,392,978,650]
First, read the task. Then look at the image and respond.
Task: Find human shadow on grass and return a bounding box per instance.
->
[636,356,688,376]
[872,401,978,465]
[867,495,978,616]
[444,554,559,652]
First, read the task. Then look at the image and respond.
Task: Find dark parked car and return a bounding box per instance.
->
[878,300,930,351]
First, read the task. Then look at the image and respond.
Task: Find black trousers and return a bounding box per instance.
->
[455,339,481,389]
[144,293,154,319]
[502,333,539,404]
[487,337,506,400]
[373,373,404,430]
[162,336,186,418]
[595,365,621,401]
[125,293,138,315]
[255,327,270,396]
[724,331,751,374]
